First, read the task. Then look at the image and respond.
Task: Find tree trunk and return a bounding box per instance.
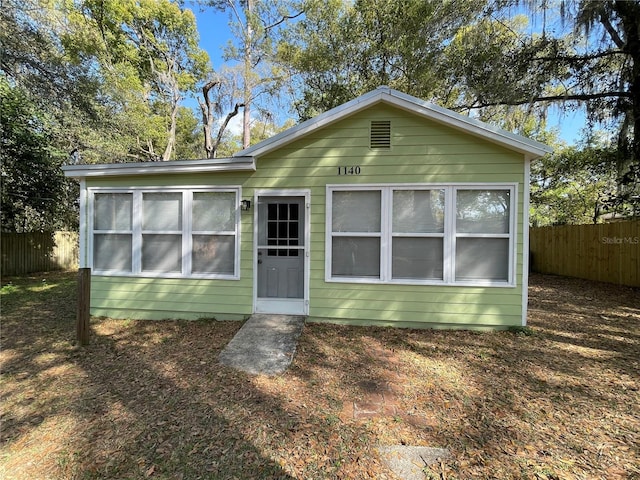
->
[162,97,179,161]
[242,0,254,149]
[199,80,219,159]
[612,1,640,191]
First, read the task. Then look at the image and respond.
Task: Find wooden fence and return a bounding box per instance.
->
[530,221,640,287]
[1,231,79,276]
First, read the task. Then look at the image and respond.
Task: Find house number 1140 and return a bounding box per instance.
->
[337,166,361,175]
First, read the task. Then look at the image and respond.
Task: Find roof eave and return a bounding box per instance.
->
[234,89,386,158]
[236,86,552,160]
[384,89,553,159]
[62,157,256,178]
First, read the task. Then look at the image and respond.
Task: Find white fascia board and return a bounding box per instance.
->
[234,89,387,157]
[236,86,552,160]
[384,89,552,159]
[62,157,256,178]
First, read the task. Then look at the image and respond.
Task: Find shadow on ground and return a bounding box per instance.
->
[1,272,638,479]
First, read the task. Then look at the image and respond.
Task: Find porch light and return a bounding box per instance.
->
[241,199,251,211]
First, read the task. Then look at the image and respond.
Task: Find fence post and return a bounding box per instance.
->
[77,268,91,345]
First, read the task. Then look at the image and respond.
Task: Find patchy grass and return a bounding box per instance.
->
[1,272,638,479]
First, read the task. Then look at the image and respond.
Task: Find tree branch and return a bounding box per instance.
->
[533,50,626,62]
[599,12,625,49]
[458,91,632,111]
[216,103,244,143]
[263,10,304,34]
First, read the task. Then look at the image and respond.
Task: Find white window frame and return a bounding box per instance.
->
[325,183,517,287]
[88,186,241,279]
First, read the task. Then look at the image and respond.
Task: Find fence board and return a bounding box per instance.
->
[1,232,79,276]
[530,221,640,287]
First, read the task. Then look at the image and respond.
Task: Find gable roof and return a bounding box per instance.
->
[236,86,552,161]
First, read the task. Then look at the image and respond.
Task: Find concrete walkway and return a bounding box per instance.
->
[218,314,305,375]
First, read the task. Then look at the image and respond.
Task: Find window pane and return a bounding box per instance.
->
[290,203,299,220]
[455,238,509,281]
[332,191,381,232]
[193,192,235,231]
[332,237,380,277]
[392,237,443,280]
[143,193,182,231]
[142,234,181,272]
[278,221,288,238]
[456,190,510,234]
[268,203,277,220]
[393,190,445,233]
[94,234,132,271]
[192,235,234,274]
[279,203,288,219]
[94,193,132,230]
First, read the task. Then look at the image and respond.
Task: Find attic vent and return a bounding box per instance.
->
[370,120,391,149]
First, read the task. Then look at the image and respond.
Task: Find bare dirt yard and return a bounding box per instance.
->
[1,272,638,479]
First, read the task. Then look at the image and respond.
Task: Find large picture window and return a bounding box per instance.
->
[91,188,240,279]
[326,184,516,286]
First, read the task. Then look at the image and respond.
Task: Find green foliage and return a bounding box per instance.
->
[281,0,639,218]
[0,78,78,232]
[68,0,211,160]
[174,107,205,159]
[1,0,213,231]
[280,0,491,119]
[507,325,535,336]
[201,0,299,148]
[530,141,626,226]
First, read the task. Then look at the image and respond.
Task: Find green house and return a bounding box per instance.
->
[63,87,551,329]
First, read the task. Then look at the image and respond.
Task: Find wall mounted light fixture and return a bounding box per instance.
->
[240,199,251,211]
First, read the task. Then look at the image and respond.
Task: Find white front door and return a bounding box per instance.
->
[255,195,307,315]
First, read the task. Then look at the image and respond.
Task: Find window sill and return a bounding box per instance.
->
[92,270,240,281]
[325,277,515,288]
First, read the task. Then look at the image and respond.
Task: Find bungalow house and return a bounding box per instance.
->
[63,87,552,329]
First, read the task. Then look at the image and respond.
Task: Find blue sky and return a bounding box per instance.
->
[192,7,230,71]
[189,5,585,145]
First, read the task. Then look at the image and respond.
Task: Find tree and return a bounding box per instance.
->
[70,0,210,160]
[279,0,492,120]
[175,106,206,159]
[531,141,621,225]
[0,0,100,119]
[201,0,301,147]
[281,0,639,217]
[198,75,244,158]
[0,79,78,232]
[445,0,640,215]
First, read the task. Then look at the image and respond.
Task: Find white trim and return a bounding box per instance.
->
[78,179,88,268]
[254,298,306,316]
[452,185,517,286]
[444,186,455,284]
[253,189,311,315]
[132,191,142,273]
[522,159,531,326]
[236,87,552,159]
[325,182,518,287]
[62,157,256,178]
[87,186,242,280]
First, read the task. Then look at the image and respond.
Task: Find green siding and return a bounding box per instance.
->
[86,103,526,328]
[90,276,252,320]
